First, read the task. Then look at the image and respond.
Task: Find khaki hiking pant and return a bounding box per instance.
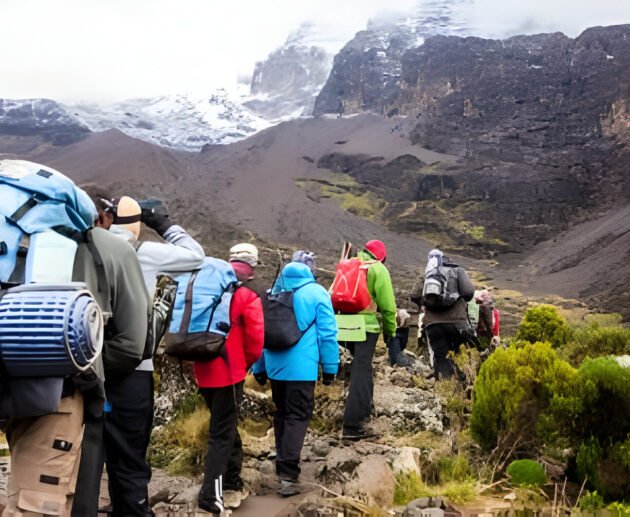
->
[4,391,85,516]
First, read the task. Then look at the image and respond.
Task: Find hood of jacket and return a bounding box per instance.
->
[276,262,314,291]
[110,224,137,244]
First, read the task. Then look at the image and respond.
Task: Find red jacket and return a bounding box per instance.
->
[194,285,264,388]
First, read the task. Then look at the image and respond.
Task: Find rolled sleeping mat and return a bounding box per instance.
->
[0,283,103,377]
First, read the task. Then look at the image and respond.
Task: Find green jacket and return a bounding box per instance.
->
[358,250,397,340]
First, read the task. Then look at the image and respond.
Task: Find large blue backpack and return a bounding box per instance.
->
[164,257,238,361]
[0,160,104,416]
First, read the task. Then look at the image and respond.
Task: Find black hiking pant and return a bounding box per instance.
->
[342,332,379,434]
[198,382,244,511]
[270,380,315,482]
[424,323,472,380]
[104,370,155,517]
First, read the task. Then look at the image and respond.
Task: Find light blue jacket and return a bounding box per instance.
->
[252,262,339,381]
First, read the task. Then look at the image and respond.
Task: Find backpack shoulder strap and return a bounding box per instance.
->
[85,229,113,319]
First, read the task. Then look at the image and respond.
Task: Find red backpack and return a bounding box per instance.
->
[330,243,374,313]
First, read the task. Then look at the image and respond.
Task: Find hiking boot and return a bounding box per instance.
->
[341,428,375,441]
[277,479,301,497]
[395,353,414,368]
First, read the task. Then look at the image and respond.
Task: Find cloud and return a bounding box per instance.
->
[1,0,629,102]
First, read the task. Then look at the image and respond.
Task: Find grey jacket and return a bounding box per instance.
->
[410,264,475,326]
[73,227,149,378]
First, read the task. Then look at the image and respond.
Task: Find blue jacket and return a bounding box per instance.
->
[252,262,339,381]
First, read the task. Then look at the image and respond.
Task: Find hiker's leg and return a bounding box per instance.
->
[6,391,84,517]
[104,370,154,517]
[225,383,245,490]
[198,385,240,512]
[270,380,288,474]
[425,324,457,380]
[275,381,315,481]
[342,332,379,434]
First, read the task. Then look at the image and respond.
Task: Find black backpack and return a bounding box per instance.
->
[262,281,315,351]
[422,264,461,311]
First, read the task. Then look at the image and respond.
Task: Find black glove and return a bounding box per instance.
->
[254,372,268,386]
[140,200,172,236]
[322,373,335,386]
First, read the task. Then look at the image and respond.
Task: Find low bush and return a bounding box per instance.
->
[515,304,572,348]
[506,459,547,488]
[569,358,630,500]
[393,472,431,506]
[559,320,630,366]
[470,341,579,452]
[579,491,605,512]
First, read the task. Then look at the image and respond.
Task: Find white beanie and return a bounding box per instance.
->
[229,243,258,267]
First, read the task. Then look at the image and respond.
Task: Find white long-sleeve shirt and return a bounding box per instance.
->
[110,224,205,371]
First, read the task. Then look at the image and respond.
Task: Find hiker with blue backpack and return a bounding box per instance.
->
[252,253,338,497]
[194,243,264,514]
[91,194,204,516]
[0,160,149,517]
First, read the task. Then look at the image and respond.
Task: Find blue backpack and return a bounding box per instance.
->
[0,160,104,416]
[164,257,238,361]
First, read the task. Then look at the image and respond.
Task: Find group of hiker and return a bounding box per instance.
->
[0,159,499,516]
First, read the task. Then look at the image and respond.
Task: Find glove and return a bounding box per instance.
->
[322,373,335,386]
[254,372,268,386]
[140,200,172,236]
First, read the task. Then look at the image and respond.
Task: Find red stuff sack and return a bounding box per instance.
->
[492,308,500,337]
[330,243,373,313]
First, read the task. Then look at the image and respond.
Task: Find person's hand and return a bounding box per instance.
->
[140,200,172,236]
[322,373,335,386]
[254,372,268,386]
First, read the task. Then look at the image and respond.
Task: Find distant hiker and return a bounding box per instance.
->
[195,243,264,514]
[0,160,149,517]
[92,195,205,516]
[331,240,398,441]
[252,260,338,497]
[469,289,500,349]
[410,249,475,380]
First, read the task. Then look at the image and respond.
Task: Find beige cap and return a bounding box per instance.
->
[113,196,141,240]
[229,243,258,267]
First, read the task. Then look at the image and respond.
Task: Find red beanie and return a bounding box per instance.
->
[364,240,387,262]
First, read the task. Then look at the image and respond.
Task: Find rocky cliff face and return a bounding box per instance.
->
[314,25,630,252]
[244,23,334,121]
[0,98,90,145]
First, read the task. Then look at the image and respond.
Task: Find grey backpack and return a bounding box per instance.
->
[422,265,460,310]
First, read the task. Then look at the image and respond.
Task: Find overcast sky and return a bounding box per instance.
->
[2,0,630,103]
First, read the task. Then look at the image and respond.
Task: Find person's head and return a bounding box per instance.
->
[229,243,258,281]
[84,186,116,229]
[364,239,387,263]
[111,196,142,240]
[291,250,316,273]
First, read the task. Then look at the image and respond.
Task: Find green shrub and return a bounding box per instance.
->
[506,459,547,487]
[515,305,572,348]
[579,491,605,511]
[393,472,431,506]
[570,358,630,500]
[560,321,630,366]
[436,454,472,484]
[471,341,579,451]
